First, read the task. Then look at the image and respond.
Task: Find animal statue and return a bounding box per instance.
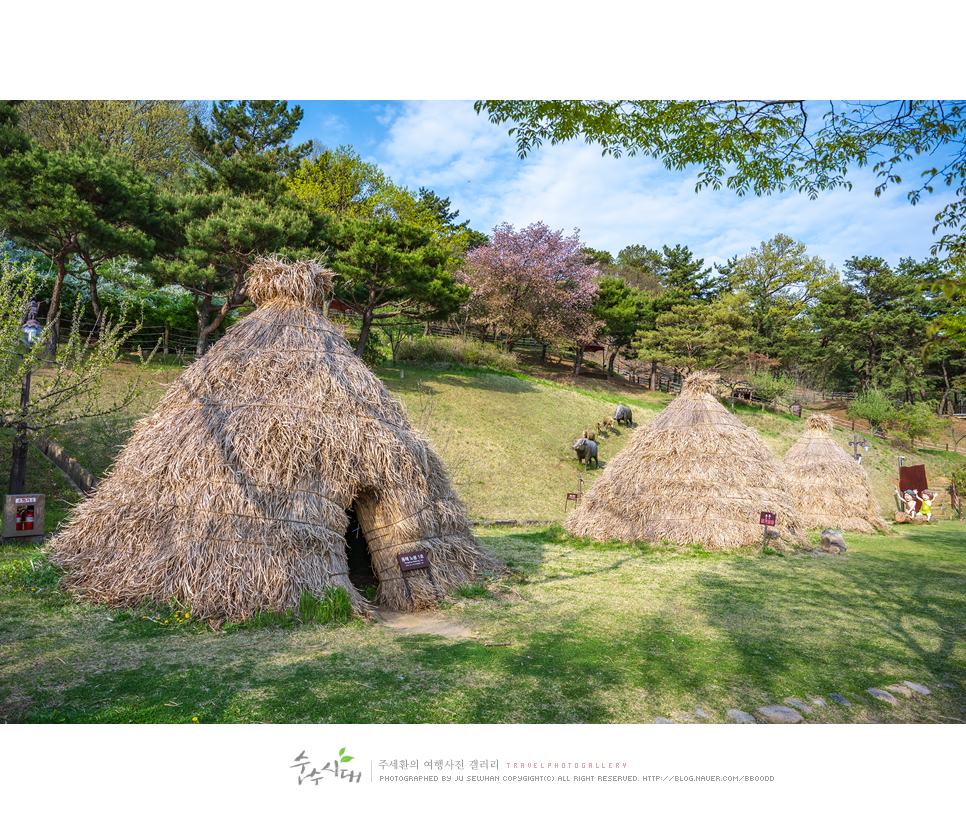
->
[601,416,614,432]
[614,404,633,427]
[582,429,596,442]
[573,437,599,469]
[595,420,602,435]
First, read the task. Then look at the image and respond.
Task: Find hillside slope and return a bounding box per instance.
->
[38,358,966,529]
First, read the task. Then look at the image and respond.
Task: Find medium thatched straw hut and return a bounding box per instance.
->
[564,371,801,548]
[781,413,887,532]
[52,256,498,621]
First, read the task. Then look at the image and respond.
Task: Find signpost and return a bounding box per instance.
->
[566,473,584,512]
[759,511,776,552]
[2,494,45,542]
[790,403,802,418]
[396,550,442,610]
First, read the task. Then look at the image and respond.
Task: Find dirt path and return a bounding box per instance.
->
[372,609,476,639]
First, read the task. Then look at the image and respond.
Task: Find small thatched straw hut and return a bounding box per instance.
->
[781,413,887,532]
[51,256,498,620]
[564,371,801,548]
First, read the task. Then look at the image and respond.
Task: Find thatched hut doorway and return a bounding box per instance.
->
[344,505,377,590]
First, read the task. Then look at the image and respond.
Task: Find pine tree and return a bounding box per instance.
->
[149,101,329,355]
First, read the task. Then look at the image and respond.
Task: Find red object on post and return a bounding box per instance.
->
[759,512,776,527]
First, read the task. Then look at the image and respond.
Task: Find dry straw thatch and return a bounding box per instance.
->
[564,371,802,548]
[781,413,887,532]
[51,256,498,621]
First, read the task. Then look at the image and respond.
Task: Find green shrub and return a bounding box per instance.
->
[950,465,966,495]
[746,369,795,406]
[397,335,519,372]
[847,388,897,430]
[884,402,937,446]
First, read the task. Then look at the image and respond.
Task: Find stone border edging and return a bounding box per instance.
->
[654,679,952,724]
[32,436,97,494]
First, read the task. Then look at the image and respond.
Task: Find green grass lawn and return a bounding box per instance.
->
[2,521,963,723]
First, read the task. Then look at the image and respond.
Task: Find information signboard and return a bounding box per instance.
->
[397,550,430,572]
[759,512,776,527]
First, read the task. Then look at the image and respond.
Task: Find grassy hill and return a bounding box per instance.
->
[8,352,965,530]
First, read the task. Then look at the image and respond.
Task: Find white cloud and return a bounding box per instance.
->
[365,100,949,272]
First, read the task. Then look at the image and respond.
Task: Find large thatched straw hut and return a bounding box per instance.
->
[564,372,801,548]
[781,413,887,532]
[51,256,498,620]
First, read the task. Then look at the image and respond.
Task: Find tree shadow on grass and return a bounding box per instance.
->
[690,549,966,708]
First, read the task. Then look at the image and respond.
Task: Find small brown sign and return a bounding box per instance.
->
[2,494,45,539]
[759,512,776,527]
[791,403,802,417]
[397,550,430,572]
[566,493,580,501]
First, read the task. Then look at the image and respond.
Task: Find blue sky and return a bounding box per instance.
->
[290,100,954,276]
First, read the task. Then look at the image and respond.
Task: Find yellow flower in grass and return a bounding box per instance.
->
[192,717,199,723]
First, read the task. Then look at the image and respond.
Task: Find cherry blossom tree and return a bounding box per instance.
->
[456,221,602,373]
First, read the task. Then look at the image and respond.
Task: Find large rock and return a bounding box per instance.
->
[865,688,899,705]
[902,681,931,695]
[820,529,847,553]
[885,684,913,698]
[828,693,851,706]
[784,697,813,715]
[754,705,803,724]
[727,709,757,724]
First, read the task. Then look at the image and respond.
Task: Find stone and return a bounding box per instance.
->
[694,709,711,719]
[885,684,913,698]
[809,697,826,707]
[670,711,696,723]
[654,717,674,724]
[754,705,803,724]
[865,688,899,705]
[902,681,931,695]
[783,697,813,715]
[726,709,757,724]
[820,529,847,553]
[828,693,851,706]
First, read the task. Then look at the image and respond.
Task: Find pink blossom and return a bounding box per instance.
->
[455,221,602,348]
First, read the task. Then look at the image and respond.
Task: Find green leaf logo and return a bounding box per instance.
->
[339,747,354,763]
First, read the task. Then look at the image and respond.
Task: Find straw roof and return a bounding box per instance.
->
[51,256,498,621]
[564,371,802,549]
[781,413,887,532]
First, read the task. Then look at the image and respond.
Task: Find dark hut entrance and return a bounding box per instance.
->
[344,505,377,590]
